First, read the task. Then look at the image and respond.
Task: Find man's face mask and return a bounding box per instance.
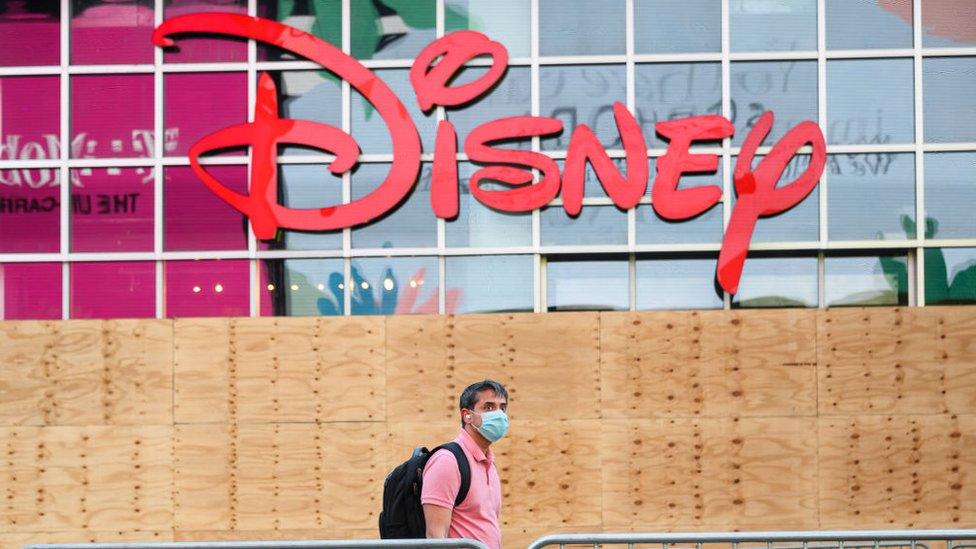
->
[468,409,509,442]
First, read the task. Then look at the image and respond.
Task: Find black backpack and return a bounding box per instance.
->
[378,442,471,539]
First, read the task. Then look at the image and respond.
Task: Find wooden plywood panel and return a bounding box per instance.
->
[388,313,600,423]
[0,529,171,549]
[385,315,455,422]
[602,418,707,529]
[232,317,385,423]
[700,417,818,530]
[0,426,172,533]
[174,318,232,424]
[383,420,460,473]
[174,424,233,531]
[602,417,817,530]
[601,311,707,419]
[819,307,948,415]
[0,320,172,426]
[934,307,976,414]
[700,309,817,417]
[173,529,378,541]
[176,422,385,533]
[495,419,602,531]
[819,414,976,529]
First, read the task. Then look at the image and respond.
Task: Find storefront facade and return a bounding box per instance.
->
[1,0,974,320]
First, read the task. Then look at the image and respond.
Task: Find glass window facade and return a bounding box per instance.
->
[0,0,974,319]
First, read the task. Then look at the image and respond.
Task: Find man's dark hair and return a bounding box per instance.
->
[459,379,508,427]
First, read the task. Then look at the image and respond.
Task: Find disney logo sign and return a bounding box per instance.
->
[153,13,826,295]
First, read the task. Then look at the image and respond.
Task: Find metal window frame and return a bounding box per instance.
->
[0,0,974,318]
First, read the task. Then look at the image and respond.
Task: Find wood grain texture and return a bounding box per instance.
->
[2,306,976,544]
[0,530,171,549]
[0,320,172,426]
[386,313,600,423]
[934,307,976,414]
[601,312,707,418]
[602,417,818,530]
[819,308,948,415]
[0,425,172,533]
[819,414,976,529]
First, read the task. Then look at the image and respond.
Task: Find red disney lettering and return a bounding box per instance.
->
[153,14,828,296]
[152,13,421,239]
[718,111,826,294]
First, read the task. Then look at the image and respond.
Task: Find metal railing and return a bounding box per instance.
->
[25,540,489,549]
[527,530,976,549]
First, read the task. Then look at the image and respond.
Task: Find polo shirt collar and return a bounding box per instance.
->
[457,428,492,464]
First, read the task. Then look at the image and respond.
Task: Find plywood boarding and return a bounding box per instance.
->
[386,313,601,423]
[174,317,385,424]
[819,413,976,529]
[0,320,172,426]
[601,417,818,530]
[0,425,172,533]
[819,307,948,415]
[0,306,974,546]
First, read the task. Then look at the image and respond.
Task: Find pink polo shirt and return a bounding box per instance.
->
[421,429,502,549]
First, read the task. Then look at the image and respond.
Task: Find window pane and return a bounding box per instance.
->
[638,157,724,245]
[71,0,153,65]
[547,258,628,311]
[825,254,908,307]
[922,1,976,47]
[636,257,723,310]
[164,73,247,157]
[165,260,249,318]
[446,255,534,313]
[70,168,154,252]
[827,59,914,145]
[730,61,817,146]
[446,163,532,248]
[261,258,346,317]
[926,247,976,305]
[0,1,60,67]
[70,261,154,319]
[447,67,530,148]
[828,153,915,241]
[163,0,247,63]
[637,203,723,245]
[446,0,530,57]
[270,164,343,251]
[71,75,153,159]
[733,155,819,243]
[0,172,60,253]
[541,205,627,246]
[825,0,912,50]
[1,76,60,159]
[539,0,625,56]
[257,0,340,60]
[271,70,342,157]
[351,69,435,155]
[351,164,436,249]
[732,255,817,308]
[350,256,439,315]
[636,63,722,148]
[540,65,627,151]
[634,0,720,54]
[923,57,976,143]
[164,165,249,251]
[730,0,816,52]
[351,0,436,60]
[924,152,976,239]
[0,262,61,320]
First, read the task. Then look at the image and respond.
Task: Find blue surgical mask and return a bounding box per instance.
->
[472,410,509,442]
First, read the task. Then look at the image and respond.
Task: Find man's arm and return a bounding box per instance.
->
[422,503,452,538]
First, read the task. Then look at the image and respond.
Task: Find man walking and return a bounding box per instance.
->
[422,380,509,549]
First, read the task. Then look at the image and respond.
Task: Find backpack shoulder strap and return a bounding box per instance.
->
[432,442,471,508]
